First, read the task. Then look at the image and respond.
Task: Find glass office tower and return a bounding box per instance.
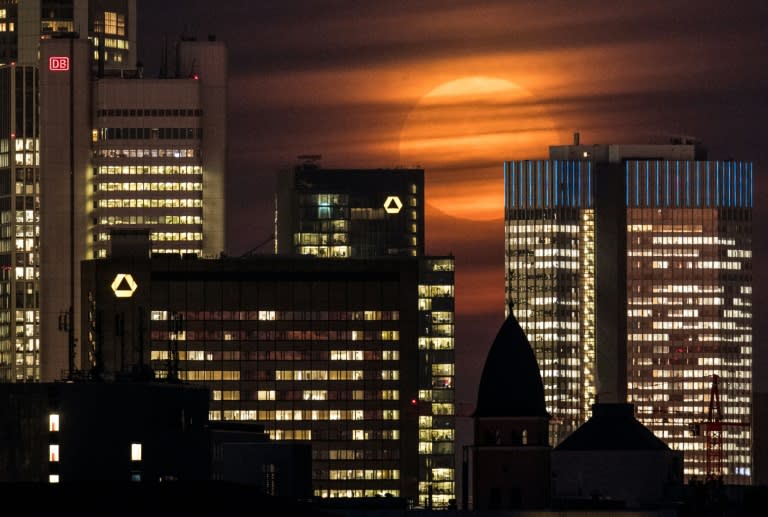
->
[416,257,455,507]
[505,142,752,484]
[0,64,40,381]
[504,160,595,445]
[275,164,424,258]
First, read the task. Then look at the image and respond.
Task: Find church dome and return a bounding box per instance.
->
[474,312,548,418]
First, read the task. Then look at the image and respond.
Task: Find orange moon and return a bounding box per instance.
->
[399,76,561,221]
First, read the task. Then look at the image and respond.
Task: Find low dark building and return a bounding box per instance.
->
[0,381,209,483]
[211,422,312,497]
[551,403,684,508]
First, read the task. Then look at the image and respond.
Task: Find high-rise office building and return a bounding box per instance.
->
[275,163,454,505]
[37,34,226,381]
[504,138,752,484]
[80,238,455,506]
[0,1,136,381]
[0,62,40,381]
[275,164,424,258]
[0,0,136,67]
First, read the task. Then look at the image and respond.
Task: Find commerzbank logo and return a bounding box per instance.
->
[111,273,138,298]
[383,196,403,214]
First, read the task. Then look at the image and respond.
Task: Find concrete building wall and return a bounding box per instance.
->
[177,40,227,257]
[39,36,92,381]
[593,162,627,403]
[16,1,39,65]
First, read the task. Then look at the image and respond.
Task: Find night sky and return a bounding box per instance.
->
[137,0,768,405]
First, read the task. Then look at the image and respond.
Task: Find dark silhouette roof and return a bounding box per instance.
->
[474,312,548,418]
[555,403,671,451]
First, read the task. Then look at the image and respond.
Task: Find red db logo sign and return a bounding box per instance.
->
[49,56,70,71]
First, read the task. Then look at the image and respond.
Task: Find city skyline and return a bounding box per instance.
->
[0,0,763,502]
[137,0,768,405]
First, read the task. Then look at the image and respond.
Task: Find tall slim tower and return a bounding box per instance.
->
[504,138,752,484]
[38,34,227,381]
[0,1,136,381]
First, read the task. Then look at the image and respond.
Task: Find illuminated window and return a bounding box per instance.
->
[303,390,327,401]
[131,443,142,462]
[381,389,399,400]
[257,390,276,401]
[381,370,399,380]
[49,414,60,432]
[49,444,59,462]
[48,475,60,484]
[103,12,125,36]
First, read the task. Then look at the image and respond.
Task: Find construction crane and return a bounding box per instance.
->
[689,374,750,481]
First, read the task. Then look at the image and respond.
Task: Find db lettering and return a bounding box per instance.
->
[49,57,70,71]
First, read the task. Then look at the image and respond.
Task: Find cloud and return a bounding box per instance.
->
[141,0,768,391]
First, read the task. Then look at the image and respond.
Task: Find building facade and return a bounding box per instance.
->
[274,164,452,505]
[504,141,752,484]
[0,63,40,381]
[80,249,455,506]
[275,164,424,258]
[0,0,137,381]
[0,381,209,483]
[37,35,226,381]
[0,0,136,68]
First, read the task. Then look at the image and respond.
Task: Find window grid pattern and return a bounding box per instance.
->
[0,65,40,382]
[148,306,408,500]
[626,190,751,482]
[505,159,753,484]
[505,160,596,444]
[416,258,455,507]
[92,110,204,258]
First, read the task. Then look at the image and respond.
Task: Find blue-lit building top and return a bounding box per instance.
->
[504,160,753,210]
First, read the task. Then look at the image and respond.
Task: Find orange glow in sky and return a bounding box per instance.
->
[400,76,560,221]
